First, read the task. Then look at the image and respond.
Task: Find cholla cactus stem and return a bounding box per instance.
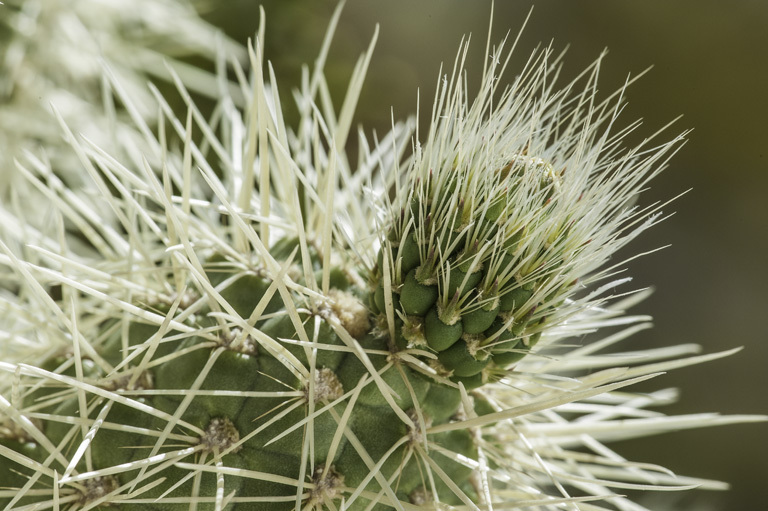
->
[0,3,765,511]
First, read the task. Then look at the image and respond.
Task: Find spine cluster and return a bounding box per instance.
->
[372,152,575,387]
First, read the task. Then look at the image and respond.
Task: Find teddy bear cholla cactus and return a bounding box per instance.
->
[0,6,761,511]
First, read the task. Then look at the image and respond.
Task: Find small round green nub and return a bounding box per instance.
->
[425,307,463,351]
[438,340,490,377]
[450,372,485,389]
[400,268,438,316]
[485,317,525,342]
[461,297,500,334]
[399,231,421,274]
[499,284,533,312]
[485,316,543,366]
[491,341,526,366]
[446,264,483,297]
[373,282,386,313]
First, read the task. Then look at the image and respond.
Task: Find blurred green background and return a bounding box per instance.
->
[201,0,768,508]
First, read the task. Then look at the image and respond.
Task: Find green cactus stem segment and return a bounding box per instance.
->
[489,340,526,366]
[399,231,421,273]
[399,268,439,315]
[438,336,491,377]
[499,281,534,312]
[461,295,501,334]
[0,241,484,510]
[446,262,483,297]
[425,306,464,351]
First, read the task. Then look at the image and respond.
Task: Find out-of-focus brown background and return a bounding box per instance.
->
[202,1,767,508]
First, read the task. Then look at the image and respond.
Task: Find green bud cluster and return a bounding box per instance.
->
[371,154,571,387]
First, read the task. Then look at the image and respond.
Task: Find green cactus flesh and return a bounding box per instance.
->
[0,240,487,510]
[0,146,574,510]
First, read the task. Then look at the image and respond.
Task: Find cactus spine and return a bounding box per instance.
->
[1,4,763,511]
